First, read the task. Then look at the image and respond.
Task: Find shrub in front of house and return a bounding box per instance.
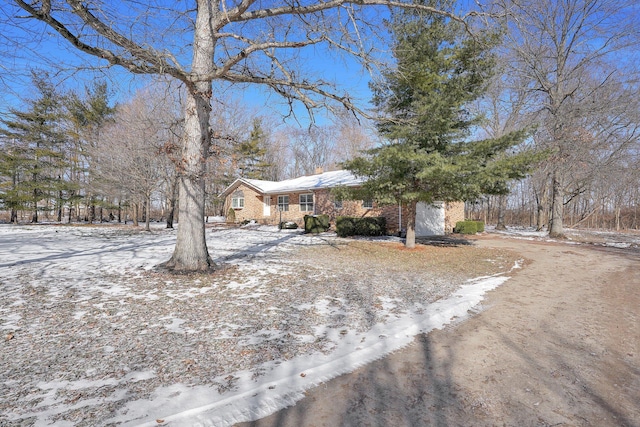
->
[454,220,479,234]
[304,214,330,234]
[336,216,387,237]
[226,207,236,223]
[474,221,485,233]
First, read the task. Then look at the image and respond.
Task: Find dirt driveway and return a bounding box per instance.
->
[237,234,640,427]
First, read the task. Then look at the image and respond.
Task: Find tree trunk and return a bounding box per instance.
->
[496,194,507,230]
[68,199,73,223]
[10,209,17,224]
[163,1,215,271]
[165,90,213,270]
[166,175,179,229]
[31,189,38,223]
[535,180,549,231]
[405,200,417,249]
[57,190,63,222]
[133,203,139,227]
[144,194,151,232]
[484,198,489,225]
[549,171,564,238]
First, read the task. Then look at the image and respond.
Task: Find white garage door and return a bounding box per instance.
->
[415,202,445,236]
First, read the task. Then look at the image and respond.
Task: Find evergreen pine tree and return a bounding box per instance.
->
[0,71,72,223]
[65,81,115,222]
[0,137,31,223]
[235,119,271,179]
[344,0,537,247]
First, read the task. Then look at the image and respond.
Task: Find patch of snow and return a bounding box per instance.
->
[240,170,364,195]
[109,270,513,427]
[0,223,526,426]
[605,242,631,248]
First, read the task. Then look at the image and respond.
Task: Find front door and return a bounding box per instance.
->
[263,196,271,217]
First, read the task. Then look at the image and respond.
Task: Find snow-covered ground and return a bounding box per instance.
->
[488,225,640,249]
[1,223,519,426]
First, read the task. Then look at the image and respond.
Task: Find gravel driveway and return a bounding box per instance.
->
[237,231,640,427]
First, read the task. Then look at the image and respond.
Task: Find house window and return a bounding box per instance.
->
[334,199,343,210]
[232,190,244,209]
[300,193,314,212]
[277,195,289,211]
[362,199,373,209]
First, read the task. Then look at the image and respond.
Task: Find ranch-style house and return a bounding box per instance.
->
[219,169,464,236]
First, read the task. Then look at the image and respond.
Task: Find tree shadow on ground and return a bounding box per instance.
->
[415,235,474,247]
[235,243,640,427]
[236,332,468,427]
[237,314,639,427]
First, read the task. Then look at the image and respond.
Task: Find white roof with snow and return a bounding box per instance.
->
[221,170,364,197]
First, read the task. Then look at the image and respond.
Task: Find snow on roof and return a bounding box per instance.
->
[223,170,364,196]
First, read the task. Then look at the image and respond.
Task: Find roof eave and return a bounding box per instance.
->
[218,178,266,198]
[261,182,363,195]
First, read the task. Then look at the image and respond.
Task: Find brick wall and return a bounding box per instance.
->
[444,201,465,233]
[224,185,318,225]
[223,184,264,223]
[224,183,462,234]
[315,189,399,232]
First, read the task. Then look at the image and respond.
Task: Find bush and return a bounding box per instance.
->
[279,221,298,230]
[336,216,386,237]
[454,220,478,234]
[304,214,330,234]
[474,221,485,233]
[226,207,236,223]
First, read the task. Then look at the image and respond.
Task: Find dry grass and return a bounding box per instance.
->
[1,229,522,426]
[296,239,520,281]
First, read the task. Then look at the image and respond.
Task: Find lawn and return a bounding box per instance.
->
[0,224,520,426]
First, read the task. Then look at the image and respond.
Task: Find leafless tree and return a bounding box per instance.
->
[7,0,479,271]
[145,81,185,229]
[473,51,536,230]
[285,126,335,176]
[94,90,169,231]
[498,0,640,237]
[330,110,377,164]
[260,123,289,181]
[205,98,265,215]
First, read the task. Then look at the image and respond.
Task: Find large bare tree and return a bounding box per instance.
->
[8,0,476,270]
[499,0,640,237]
[95,90,169,231]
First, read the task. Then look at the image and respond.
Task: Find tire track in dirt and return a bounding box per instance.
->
[236,235,640,427]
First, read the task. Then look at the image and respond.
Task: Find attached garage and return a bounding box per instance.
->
[220,170,465,235]
[415,202,445,236]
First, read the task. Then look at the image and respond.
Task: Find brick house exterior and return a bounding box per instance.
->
[220,170,464,235]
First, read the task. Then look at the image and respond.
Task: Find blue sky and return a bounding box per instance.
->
[3,0,638,132]
[0,1,387,127]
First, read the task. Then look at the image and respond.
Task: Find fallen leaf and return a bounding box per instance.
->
[5,333,14,341]
[156,419,164,424]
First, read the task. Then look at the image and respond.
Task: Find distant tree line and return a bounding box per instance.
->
[1,0,639,242]
[0,75,376,227]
